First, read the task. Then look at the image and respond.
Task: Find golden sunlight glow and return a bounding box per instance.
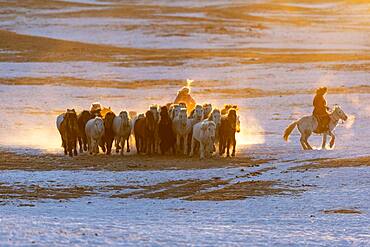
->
[236,114,265,145]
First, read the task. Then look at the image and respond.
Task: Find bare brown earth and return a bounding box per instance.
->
[1,29,369,66]
[0,183,96,201]
[1,76,370,98]
[322,209,363,214]
[111,178,299,201]
[0,151,269,171]
[290,156,370,171]
[0,157,301,202]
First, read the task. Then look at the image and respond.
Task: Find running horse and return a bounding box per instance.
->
[283,105,348,150]
[56,109,79,157]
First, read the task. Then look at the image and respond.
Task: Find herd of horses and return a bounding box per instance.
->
[56,103,241,159]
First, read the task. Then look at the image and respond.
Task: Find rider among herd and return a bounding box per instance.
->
[56,85,241,159]
[57,85,348,158]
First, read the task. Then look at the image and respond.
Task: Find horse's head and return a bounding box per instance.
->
[150,105,159,122]
[209,109,221,126]
[172,105,182,119]
[145,110,156,132]
[119,111,129,126]
[129,111,137,119]
[178,108,188,127]
[228,109,238,131]
[104,111,116,129]
[201,121,216,145]
[194,105,204,121]
[94,117,104,131]
[333,105,348,121]
[203,103,212,117]
[81,110,92,122]
[160,106,169,118]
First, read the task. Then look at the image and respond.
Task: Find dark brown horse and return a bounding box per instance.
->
[77,110,92,153]
[221,104,238,115]
[59,109,79,157]
[158,106,176,155]
[134,110,156,154]
[102,111,116,155]
[219,109,239,157]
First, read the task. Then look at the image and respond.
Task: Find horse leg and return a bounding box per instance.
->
[107,138,113,155]
[321,133,327,150]
[299,135,308,150]
[78,137,83,153]
[231,136,236,157]
[226,138,231,157]
[83,136,88,151]
[120,137,125,156]
[115,137,119,153]
[189,137,195,157]
[62,138,67,155]
[329,132,336,148]
[304,131,313,150]
[88,137,92,154]
[184,134,188,155]
[200,143,205,159]
[135,136,140,154]
[176,135,181,154]
[73,138,78,156]
[67,140,73,157]
[127,137,130,153]
[219,137,223,156]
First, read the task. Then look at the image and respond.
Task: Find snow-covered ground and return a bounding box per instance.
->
[0,0,369,245]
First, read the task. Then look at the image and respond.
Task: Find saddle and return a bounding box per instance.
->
[313,115,329,134]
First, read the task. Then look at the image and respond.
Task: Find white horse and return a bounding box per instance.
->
[113,111,132,155]
[85,117,105,154]
[169,104,182,120]
[172,108,193,154]
[208,109,221,150]
[190,120,216,159]
[190,104,204,121]
[283,105,348,150]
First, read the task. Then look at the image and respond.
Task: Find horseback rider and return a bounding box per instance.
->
[174,86,196,114]
[313,87,330,132]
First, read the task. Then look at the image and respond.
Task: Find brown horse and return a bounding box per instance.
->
[219,109,239,157]
[158,106,176,155]
[221,104,238,115]
[102,111,116,155]
[134,110,156,154]
[58,109,79,157]
[77,110,92,153]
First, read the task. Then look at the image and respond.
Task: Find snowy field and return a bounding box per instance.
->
[0,0,370,246]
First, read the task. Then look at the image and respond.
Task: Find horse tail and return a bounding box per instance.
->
[283,121,298,141]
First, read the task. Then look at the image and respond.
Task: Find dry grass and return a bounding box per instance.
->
[0,151,269,172]
[0,183,95,200]
[322,209,362,214]
[186,180,297,201]
[290,156,370,171]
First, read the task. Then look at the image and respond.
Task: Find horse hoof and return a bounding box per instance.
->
[127,149,130,153]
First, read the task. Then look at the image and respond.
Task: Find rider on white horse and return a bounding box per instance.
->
[313,87,330,133]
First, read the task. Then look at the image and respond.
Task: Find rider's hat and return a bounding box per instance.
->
[316,86,328,95]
